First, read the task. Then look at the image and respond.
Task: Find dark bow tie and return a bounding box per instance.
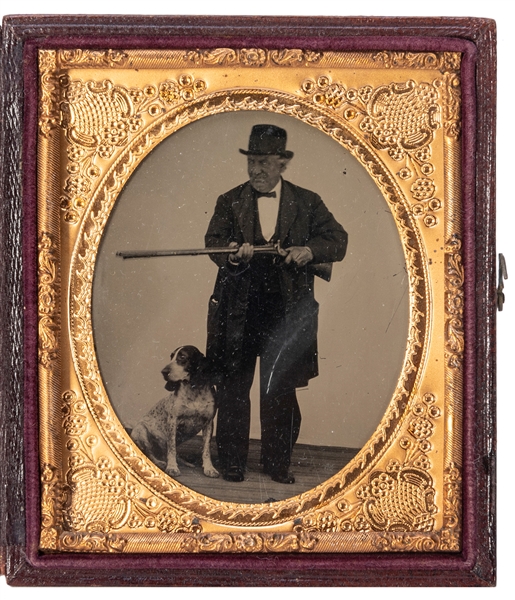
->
[255,191,277,198]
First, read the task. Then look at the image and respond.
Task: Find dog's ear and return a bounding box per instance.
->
[186,346,204,376]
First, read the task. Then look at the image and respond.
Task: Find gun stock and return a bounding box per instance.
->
[309,262,332,282]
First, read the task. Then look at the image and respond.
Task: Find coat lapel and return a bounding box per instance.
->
[277,180,298,243]
[232,183,256,243]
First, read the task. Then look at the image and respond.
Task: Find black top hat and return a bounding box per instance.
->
[239,124,294,159]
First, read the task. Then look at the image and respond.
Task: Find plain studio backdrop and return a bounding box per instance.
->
[92,110,408,450]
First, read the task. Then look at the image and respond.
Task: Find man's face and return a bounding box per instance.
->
[247,155,288,193]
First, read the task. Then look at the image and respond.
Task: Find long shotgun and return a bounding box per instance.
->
[116,244,333,281]
[116,245,279,259]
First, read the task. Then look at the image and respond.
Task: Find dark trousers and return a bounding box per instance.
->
[216,290,301,475]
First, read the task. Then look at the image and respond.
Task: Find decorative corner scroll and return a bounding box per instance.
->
[297,393,439,535]
[300,75,445,228]
[56,74,207,223]
[369,462,461,552]
[55,389,203,549]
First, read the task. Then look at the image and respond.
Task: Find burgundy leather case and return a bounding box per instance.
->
[0,15,496,586]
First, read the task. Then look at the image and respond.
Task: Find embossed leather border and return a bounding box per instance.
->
[0,15,495,586]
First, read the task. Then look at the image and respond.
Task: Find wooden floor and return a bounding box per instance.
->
[171,437,360,504]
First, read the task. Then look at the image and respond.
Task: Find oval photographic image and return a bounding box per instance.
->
[92,110,409,504]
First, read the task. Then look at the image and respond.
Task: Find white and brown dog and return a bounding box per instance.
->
[130,346,219,478]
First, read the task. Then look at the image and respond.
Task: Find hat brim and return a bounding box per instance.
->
[239,149,294,159]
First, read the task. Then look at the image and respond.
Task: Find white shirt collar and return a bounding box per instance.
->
[257,179,282,242]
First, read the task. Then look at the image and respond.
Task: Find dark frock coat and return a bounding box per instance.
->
[205,179,348,391]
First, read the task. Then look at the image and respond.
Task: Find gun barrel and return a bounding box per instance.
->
[116,246,278,259]
[116,245,333,281]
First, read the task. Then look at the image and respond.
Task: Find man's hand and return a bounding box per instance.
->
[228,242,254,265]
[284,246,314,267]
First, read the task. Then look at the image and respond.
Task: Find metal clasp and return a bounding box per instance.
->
[497,253,508,311]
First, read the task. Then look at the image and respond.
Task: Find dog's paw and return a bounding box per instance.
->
[165,464,181,477]
[203,466,220,478]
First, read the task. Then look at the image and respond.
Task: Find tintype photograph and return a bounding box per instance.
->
[92,112,408,503]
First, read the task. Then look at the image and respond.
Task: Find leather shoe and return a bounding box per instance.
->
[223,466,244,482]
[263,467,295,484]
[270,471,295,484]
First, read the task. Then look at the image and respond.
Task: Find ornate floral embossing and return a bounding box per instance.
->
[372,51,461,73]
[240,48,267,67]
[38,232,60,368]
[442,72,462,139]
[181,531,318,553]
[296,510,341,533]
[39,50,60,137]
[58,76,208,223]
[374,52,462,139]
[60,79,136,150]
[40,464,68,550]
[185,48,322,67]
[156,508,202,534]
[370,463,461,551]
[59,532,128,552]
[68,89,428,529]
[270,49,322,66]
[49,48,462,71]
[57,390,201,547]
[64,458,133,532]
[439,463,461,550]
[35,46,463,552]
[61,390,133,534]
[445,234,465,368]
[159,75,207,105]
[362,81,440,156]
[185,48,238,65]
[301,75,444,227]
[58,78,137,222]
[371,532,440,552]
[359,466,436,532]
[301,75,347,108]
[319,393,439,534]
[58,49,129,68]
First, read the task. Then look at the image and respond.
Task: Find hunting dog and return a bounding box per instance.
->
[130,346,219,478]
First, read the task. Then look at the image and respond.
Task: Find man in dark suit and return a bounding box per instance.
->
[205,124,348,484]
